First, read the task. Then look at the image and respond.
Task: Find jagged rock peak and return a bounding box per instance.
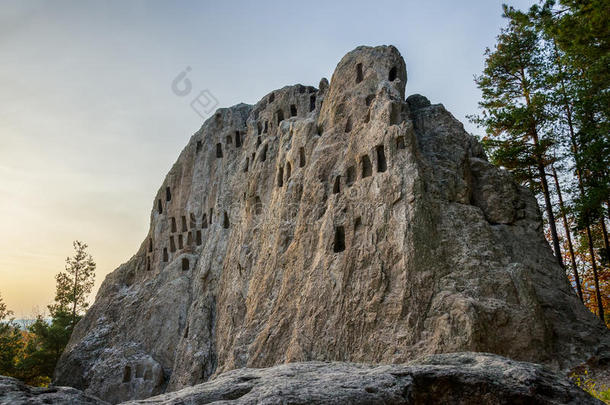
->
[54,45,609,403]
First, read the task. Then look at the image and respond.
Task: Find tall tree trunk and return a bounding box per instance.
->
[585,223,605,322]
[531,133,563,266]
[518,66,563,265]
[555,54,604,317]
[520,76,563,267]
[601,218,610,267]
[551,164,583,301]
[71,265,79,333]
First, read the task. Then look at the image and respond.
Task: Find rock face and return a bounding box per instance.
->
[4,353,601,404]
[121,353,602,405]
[0,375,108,405]
[54,45,609,403]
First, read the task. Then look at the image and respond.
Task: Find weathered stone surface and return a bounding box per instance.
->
[0,375,108,404]
[4,353,601,404]
[55,45,610,403]
[122,353,600,404]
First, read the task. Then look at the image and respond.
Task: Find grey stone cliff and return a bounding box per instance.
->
[54,45,609,403]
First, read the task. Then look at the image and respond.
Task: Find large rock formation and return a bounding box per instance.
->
[4,353,602,404]
[54,45,609,403]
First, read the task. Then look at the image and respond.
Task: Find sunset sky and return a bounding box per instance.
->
[0,0,535,315]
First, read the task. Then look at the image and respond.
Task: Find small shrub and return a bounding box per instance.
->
[572,371,610,404]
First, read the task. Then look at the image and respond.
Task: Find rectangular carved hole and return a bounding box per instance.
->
[163,248,168,262]
[196,230,202,245]
[166,186,171,201]
[171,217,177,233]
[354,216,362,232]
[252,152,256,163]
[190,213,197,229]
[148,238,153,252]
[216,143,223,158]
[223,212,230,229]
[170,236,176,252]
[396,136,406,149]
[209,208,213,224]
[235,131,242,147]
[261,144,268,162]
[376,145,387,172]
[333,176,341,194]
[309,95,316,112]
[299,147,306,167]
[255,196,262,215]
[157,199,162,214]
[196,140,202,153]
[345,117,352,133]
[256,136,261,148]
[146,256,150,271]
[181,216,187,232]
[361,155,372,178]
[285,162,291,181]
[277,109,284,124]
[244,157,249,173]
[277,166,284,187]
[389,66,397,81]
[290,104,297,117]
[333,226,346,253]
[346,166,355,187]
[178,234,184,249]
[257,122,262,135]
[356,63,363,83]
[365,94,375,106]
[123,366,132,383]
[187,232,193,246]
[182,258,189,271]
[264,121,268,133]
[269,92,275,103]
[390,103,401,125]
[202,214,208,229]
[135,365,144,379]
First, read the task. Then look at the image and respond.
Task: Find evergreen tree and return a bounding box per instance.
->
[0,293,22,376]
[470,5,564,265]
[534,0,609,322]
[48,240,96,333]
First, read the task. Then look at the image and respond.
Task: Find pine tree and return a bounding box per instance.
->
[534,0,609,322]
[48,241,96,333]
[470,5,564,266]
[0,293,22,377]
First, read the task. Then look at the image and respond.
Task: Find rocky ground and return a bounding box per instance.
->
[2,353,603,404]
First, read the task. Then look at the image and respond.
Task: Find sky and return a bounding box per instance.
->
[0,0,536,316]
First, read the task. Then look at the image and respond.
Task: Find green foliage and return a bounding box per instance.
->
[536,0,610,227]
[0,293,22,377]
[16,312,74,386]
[48,240,96,332]
[572,371,610,403]
[472,1,609,323]
[470,4,564,262]
[0,241,96,386]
